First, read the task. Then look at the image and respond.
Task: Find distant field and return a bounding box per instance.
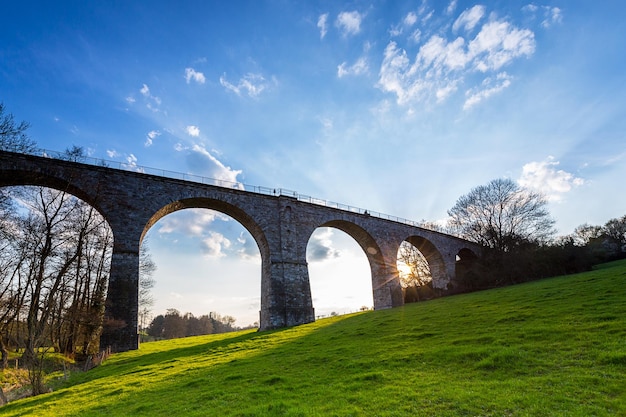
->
[3,260,626,416]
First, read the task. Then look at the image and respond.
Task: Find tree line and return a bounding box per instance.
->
[145,309,249,341]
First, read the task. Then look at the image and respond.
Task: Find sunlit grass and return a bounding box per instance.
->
[3,260,626,416]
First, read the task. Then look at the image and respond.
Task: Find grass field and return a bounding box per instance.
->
[3,260,626,416]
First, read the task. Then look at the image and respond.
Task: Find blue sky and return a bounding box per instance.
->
[2,1,625,326]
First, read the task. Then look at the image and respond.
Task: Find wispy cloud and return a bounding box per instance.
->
[518,156,585,201]
[404,12,418,27]
[523,4,563,28]
[463,72,512,109]
[219,73,273,98]
[185,67,206,84]
[446,0,458,15]
[377,7,535,109]
[337,57,368,78]
[390,12,418,37]
[139,83,162,112]
[541,7,563,28]
[452,5,485,33]
[336,11,362,36]
[145,130,161,147]
[317,13,329,39]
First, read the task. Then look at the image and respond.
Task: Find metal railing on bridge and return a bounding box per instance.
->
[13,148,438,231]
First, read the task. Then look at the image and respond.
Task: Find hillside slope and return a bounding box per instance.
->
[4,260,626,416]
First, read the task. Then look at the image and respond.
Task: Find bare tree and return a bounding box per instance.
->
[604,215,626,254]
[0,102,37,153]
[138,239,157,332]
[571,224,604,247]
[0,185,115,394]
[447,178,555,252]
[397,241,432,288]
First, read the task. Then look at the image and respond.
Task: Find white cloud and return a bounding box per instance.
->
[220,73,273,98]
[468,21,535,72]
[542,7,563,28]
[377,42,418,105]
[436,81,459,102]
[106,149,119,158]
[202,231,231,257]
[463,72,512,110]
[390,12,418,37]
[318,116,333,131]
[404,12,418,27]
[377,8,535,109]
[145,130,161,147]
[122,153,144,173]
[139,83,162,112]
[125,96,136,104]
[452,5,485,33]
[522,5,563,28]
[317,13,329,39]
[186,125,200,137]
[158,209,227,236]
[446,0,458,15]
[337,57,368,78]
[178,143,243,189]
[518,157,585,201]
[185,67,206,84]
[418,35,469,71]
[522,4,538,13]
[409,28,422,43]
[336,11,362,36]
[237,232,261,260]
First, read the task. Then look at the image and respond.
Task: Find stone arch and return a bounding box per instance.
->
[454,247,481,291]
[318,219,384,272]
[403,235,449,290]
[141,197,270,262]
[309,219,400,310]
[0,167,109,224]
[142,197,271,330]
[306,226,373,316]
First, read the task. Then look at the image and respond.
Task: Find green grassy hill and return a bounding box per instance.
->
[4,260,626,416]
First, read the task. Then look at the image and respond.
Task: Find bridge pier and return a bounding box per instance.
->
[260,260,315,330]
[371,243,405,310]
[259,197,315,330]
[100,249,140,352]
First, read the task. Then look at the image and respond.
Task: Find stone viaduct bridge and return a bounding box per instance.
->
[0,150,482,352]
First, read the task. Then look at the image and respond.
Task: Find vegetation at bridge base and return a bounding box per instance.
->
[1,259,624,416]
[400,176,626,303]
